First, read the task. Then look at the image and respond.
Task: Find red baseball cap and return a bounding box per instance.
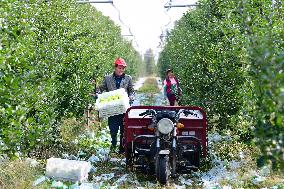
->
[114,57,127,67]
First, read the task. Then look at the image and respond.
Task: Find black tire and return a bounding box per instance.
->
[126,152,131,166]
[171,150,177,178]
[157,156,170,185]
[193,143,201,168]
[184,141,201,169]
[125,145,133,170]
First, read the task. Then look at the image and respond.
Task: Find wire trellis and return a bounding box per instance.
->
[111,3,139,49]
[76,0,139,49]
[158,0,199,48]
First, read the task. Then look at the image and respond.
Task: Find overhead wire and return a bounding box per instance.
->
[158,0,173,48]
[164,0,199,8]
[77,0,113,4]
[158,0,198,48]
[111,2,139,49]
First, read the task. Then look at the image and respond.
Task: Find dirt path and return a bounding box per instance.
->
[132,77,166,106]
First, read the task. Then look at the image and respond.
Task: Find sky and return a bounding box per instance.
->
[90,0,198,60]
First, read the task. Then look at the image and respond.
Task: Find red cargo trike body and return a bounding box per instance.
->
[123,106,207,177]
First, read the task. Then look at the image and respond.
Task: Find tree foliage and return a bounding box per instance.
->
[0,0,141,158]
[143,49,157,76]
[158,0,283,171]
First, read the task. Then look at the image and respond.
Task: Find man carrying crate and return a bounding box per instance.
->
[96,57,135,153]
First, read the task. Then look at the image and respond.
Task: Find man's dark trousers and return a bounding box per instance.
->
[108,114,125,149]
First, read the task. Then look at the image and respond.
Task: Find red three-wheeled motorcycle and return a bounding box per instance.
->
[123,106,207,184]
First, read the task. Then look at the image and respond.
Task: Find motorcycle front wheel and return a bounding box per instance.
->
[156,155,170,185]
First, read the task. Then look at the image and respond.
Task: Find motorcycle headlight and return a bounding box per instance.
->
[157,118,174,135]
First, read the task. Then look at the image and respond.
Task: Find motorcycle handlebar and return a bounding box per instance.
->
[139,111,148,116]
[183,110,193,115]
[182,110,198,117]
[138,109,157,117]
[138,109,197,119]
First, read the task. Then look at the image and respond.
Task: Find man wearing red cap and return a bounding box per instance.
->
[97,57,135,153]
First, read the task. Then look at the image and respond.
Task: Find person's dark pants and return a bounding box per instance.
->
[167,94,177,106]
[108,114,125,149]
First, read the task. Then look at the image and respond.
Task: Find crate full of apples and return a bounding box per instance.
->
[95,88,130,118]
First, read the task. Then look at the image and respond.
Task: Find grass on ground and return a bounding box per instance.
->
[0,160,49,189]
